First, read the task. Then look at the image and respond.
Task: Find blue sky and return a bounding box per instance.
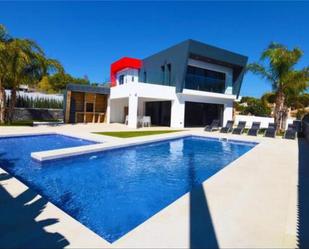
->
[0,1,308,97]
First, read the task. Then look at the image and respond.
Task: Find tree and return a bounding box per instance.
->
[0,24,64,123]
[247,43,309,130]
[298,93,309,107]
[238,96,272,117]
[261,92,276,105]
[240,99,272,117]
[0,24,11,123]
[240,96,257,104]
[47,72,89,92]
[37,76,54,93]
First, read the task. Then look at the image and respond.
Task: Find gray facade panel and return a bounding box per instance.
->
[140,40,190,90]
[140,39,248,96]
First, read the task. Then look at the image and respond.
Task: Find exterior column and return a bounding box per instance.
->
[65,90,71,123]
[128,94,138,128]
[171,94,185,128]
[106,96,111,124]
[223,101,233,126]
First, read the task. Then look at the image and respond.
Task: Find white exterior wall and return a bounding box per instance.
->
[223,102,234,126]
[187,59,234,95]
[128,93,138,128]
[116,68,139,85]
[170,95,185,128]
[109,58,238,128]
[109,98,128,123]
[110,82,236,128]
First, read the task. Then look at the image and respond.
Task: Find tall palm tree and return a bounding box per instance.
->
[3,37,63,123]
[0,29,64,122]
[248,43,309,130]
[0,24,11,123]
[0,24,64,124]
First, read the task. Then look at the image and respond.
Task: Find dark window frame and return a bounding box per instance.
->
[119,75,125,85]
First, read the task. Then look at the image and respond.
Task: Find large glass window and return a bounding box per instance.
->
[185,66,226,93]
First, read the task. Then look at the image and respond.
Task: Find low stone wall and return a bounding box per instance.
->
[302,114,309,142]
[13,108,63,121]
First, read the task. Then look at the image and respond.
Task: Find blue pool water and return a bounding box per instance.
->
[0,135,256,243]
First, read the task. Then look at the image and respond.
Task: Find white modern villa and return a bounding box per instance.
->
[64,39,248,129]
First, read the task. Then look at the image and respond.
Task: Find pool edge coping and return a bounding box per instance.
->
[30,131,258,162]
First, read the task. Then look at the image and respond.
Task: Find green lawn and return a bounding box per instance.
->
[0,120,34,126]
[0,119,61,126]
[93,130,183,138]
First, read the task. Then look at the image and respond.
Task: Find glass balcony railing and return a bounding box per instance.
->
[138,70,174,86]
[185,74,226,94]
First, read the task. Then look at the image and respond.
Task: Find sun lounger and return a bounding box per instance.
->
[232,121,246,134]
[264,122,277,138]
[220,120,234,133]
[204,119,220,132]
[284,123,297,140]
[247,122,261,136]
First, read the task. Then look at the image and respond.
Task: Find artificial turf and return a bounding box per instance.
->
[93,130,183,138]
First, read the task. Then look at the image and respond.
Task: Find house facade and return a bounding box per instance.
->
[64,39,247,128]
[108,39,247,128]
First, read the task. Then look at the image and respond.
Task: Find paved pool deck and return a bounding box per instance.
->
[0,123,304,248]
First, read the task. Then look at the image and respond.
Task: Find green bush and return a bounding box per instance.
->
[234,102,245,112]
[7,95,63,109]
[240,99,271,117]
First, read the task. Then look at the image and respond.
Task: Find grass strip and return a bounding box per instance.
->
[93,130,183,138]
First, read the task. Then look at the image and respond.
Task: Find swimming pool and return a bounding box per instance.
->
[0,135,256,243]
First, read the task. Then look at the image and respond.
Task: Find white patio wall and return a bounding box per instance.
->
[109,98,128,123]
[234,114,295,129]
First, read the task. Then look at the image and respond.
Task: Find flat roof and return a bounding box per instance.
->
[66,83,110,95]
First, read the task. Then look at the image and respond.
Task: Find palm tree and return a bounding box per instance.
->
[248,43,309,130]
[0,25,64,123]
[0,24,11,123]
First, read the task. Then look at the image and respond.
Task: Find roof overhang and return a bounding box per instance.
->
[110,57,142,87]
[66,83,110,95]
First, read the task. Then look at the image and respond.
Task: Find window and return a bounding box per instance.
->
[119,75,124,85]
[144,71,147,83]
[185,65,226,93]
[167,64,171,85]
[86,103,94,112]
[161,65,165,83]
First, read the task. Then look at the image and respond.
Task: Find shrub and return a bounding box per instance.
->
[7,95,63,109]
[240,99,271,117]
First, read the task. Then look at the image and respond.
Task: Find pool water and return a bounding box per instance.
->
[0,135,256,243]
